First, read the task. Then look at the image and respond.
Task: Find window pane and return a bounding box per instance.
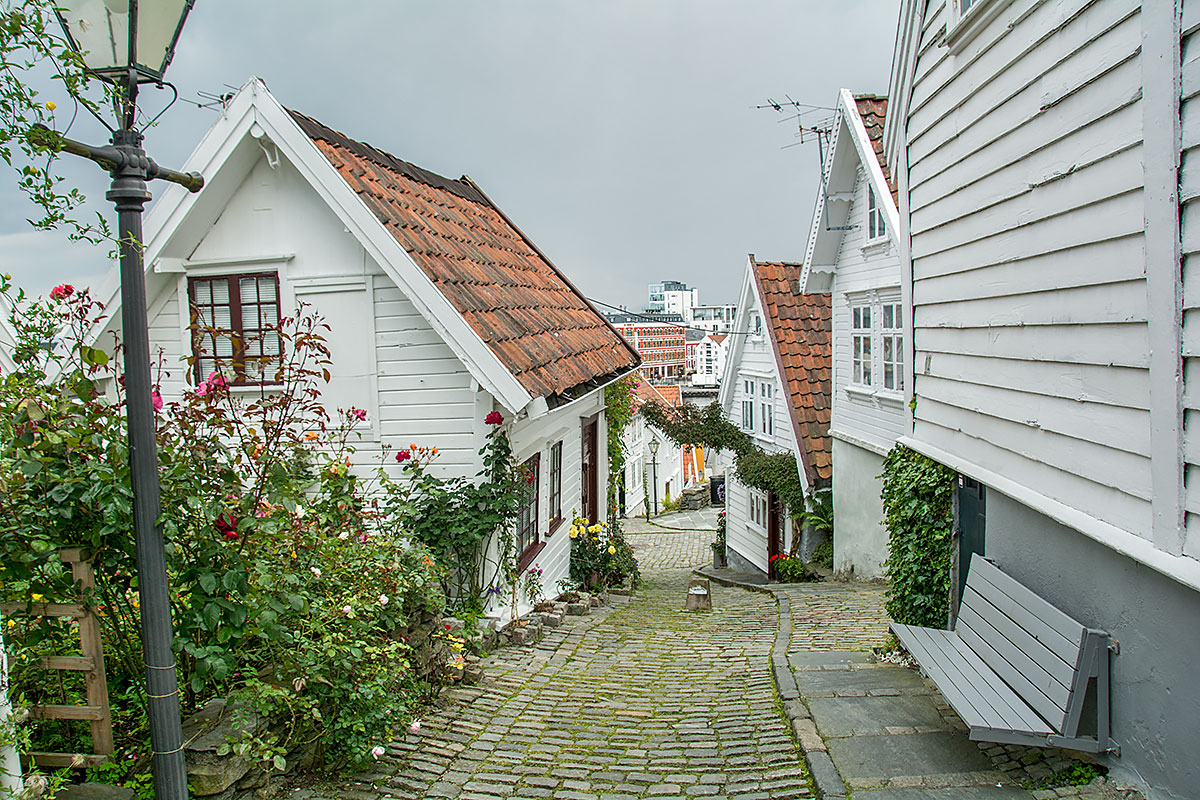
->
[895,305,902,328]
[885,363,894,389]
[883,337,893,362]
[883,304,893,329]
[256,277,277,302]
[211,280,229,304]
[193,281,212,305]
[862,306,871,328]
[852,307,860,328]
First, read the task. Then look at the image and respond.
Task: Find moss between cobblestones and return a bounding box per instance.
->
[772,692,818,798]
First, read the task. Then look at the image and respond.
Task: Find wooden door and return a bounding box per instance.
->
[767,492,785,580]
[581,419,599,523]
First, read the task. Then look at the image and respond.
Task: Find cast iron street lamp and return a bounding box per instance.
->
[649,438,660,517]
[47,3,203,798]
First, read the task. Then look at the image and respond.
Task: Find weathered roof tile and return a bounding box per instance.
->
[290,109,640,403]
[751,258,832,485]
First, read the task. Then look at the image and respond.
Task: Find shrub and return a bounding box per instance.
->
[879,444,957,628]
[0,281,487,777]
[568,515,639,589]
[770,553,810,583]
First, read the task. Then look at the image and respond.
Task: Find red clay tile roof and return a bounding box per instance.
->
[289,110,640,403]
[710,334,728,345]
[632,374,682,416]
[750,257,832,485]
[854,95,897,205]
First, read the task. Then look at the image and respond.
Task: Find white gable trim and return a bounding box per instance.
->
[719,256,809,491]
[96,78,533,413]
[717,258,757,413]
[882,0,926,177]
[801,89,901,294]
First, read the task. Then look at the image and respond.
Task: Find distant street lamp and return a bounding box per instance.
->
[46,3,204,798]
[649,438,660,517]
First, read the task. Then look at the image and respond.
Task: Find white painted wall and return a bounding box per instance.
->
[1180,2,1200,561]
[905,0,1157,543]
[830,169,906,453]
[133,145,611,619]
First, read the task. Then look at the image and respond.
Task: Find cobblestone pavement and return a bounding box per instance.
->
[292,521,811,800]
[778,581,891,652]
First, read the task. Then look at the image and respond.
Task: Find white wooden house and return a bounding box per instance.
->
[622,376,687,517]
[90,78,640,619]
[718,256,830,579]
[800,91,903,579]
[886,2,1200,795]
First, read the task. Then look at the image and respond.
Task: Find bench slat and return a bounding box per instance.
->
[961,586,1076,688]
[893,623,1052,735]
[966,567,1081,666]
[892,624,1014,729]
[957,607,1069,730]
[967,556,1085,651]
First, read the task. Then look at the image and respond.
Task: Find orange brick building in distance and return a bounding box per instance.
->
[609,318,685,382]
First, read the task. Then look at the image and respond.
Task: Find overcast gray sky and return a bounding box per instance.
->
[1,1,899,311]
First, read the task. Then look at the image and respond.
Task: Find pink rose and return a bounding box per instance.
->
[50,284,74,301]
[152,390,163,413]
[349,407,367,422]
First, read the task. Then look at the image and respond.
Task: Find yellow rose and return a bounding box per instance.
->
[569,528,578,539]
[608,546,616,554]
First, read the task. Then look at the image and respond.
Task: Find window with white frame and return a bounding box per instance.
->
[748,487,767,531]
[760,382,773,437]
[741,378,756,431]
[851,305,872,387]
[867,185,886,241]
[882,302,903,392]
[848,292,904,395]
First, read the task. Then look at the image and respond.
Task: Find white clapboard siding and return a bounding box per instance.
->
[147,281,188,398]
[907,0,1155,545]
[830,170,906,454]
[1181,3,1200,558]
[373,276,477,477]
[725,472,768,574]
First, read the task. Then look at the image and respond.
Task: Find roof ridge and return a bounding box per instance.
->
[286,108,490,205]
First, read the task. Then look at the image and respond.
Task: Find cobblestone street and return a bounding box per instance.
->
[294,521,811,800]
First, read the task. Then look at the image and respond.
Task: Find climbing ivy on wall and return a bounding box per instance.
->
[639,399,822,548]
[879,443,957,628]
[604,375,638,523]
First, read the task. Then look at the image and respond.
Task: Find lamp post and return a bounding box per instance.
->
[48,3,203,798]
[648,438,660,517]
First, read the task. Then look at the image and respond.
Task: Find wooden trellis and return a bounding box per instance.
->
[1,548,113,768]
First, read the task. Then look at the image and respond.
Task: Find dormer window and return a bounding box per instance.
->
[867,185,886,241]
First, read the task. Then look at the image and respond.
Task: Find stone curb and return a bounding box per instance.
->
[698,566,851,800]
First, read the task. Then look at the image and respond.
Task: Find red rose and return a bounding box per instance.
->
[395,450,411,463]
[215,512,237,540]
[50,284,74,301]
[485,411,503,425]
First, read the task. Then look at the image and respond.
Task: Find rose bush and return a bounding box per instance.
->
[0,279,456,778]
[567,515,639,589]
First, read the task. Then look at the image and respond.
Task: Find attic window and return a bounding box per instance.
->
[188,273,282,386]
[867,186,887,241]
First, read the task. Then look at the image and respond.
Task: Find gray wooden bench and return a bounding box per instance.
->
[891,554,1119,754]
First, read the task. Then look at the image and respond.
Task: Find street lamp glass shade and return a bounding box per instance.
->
[649,439,660,456]
[55,0,194,82]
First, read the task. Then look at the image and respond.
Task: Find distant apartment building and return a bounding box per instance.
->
[607,312,685,381]
[689,304,737,334]
[647,280,699,318]
[690,333,729,387]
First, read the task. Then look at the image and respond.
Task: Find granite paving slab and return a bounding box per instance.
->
[787,650,872,669]
[809,694,949,737]
[827,731,998,787]
[794,665,930,696]
[855,788,1034,799]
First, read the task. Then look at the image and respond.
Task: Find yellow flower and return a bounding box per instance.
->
[45,101,55,111]
[569,528,578,539]
[608,546,616,555]
[31,593,44,602]
[6,619,14,628]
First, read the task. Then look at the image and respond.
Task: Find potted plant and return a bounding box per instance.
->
[711,511,727,569]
